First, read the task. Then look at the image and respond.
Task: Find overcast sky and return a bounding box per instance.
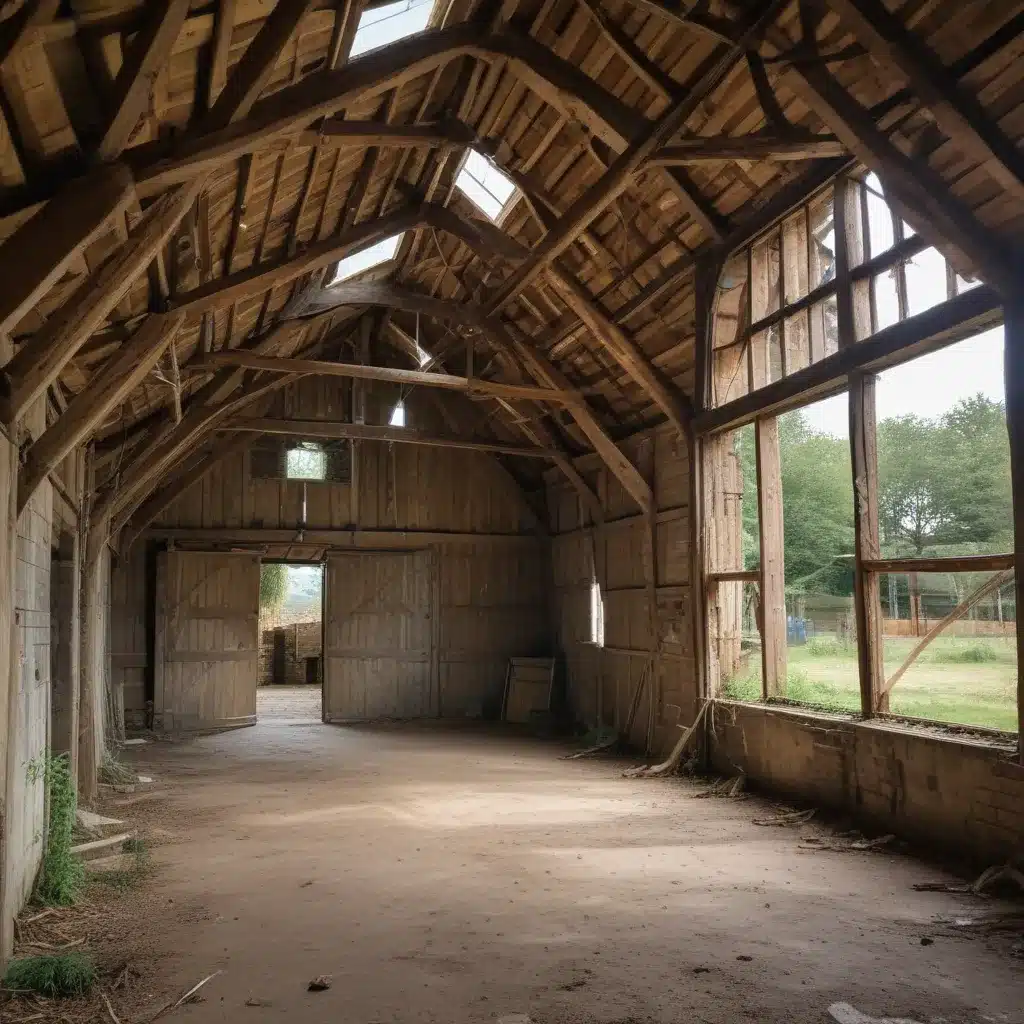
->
[801,326,1005,438]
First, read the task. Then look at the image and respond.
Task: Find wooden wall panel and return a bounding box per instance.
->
[546,422,694,755]
[111,548,147,729]
[119,376,549,725]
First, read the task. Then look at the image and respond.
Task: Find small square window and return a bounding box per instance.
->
[455,150,518,221]
[350,0,434,58]
[330,234,402,285]
[286,443,326,481]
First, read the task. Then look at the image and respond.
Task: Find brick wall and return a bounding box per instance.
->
[710,701,1024,866]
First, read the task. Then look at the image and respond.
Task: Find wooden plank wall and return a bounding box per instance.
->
[548,424,694,753]
[114,377,549,722]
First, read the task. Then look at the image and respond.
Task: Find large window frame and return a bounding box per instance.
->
[696,169,1018,742]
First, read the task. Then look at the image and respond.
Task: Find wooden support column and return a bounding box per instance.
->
[755,417,786,697]
[350,316,370,529]
[849,371,884,715]
[79,509,108,802]
[1003,301,1024,756]
[50,530,81,776]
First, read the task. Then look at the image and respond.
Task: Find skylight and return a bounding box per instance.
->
[331,234,403,285]
[350,0,434,58]
[455,150,518,221]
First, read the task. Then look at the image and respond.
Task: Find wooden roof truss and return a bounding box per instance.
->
[0,0,1017,539]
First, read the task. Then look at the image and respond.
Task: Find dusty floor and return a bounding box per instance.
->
[102,722,1024,1024]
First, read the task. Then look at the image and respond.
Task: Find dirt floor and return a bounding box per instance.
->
[12,719,1024,1024]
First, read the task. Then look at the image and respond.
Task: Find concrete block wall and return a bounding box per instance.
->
[710,701,1024,866]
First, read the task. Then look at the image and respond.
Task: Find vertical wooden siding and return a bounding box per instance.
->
[115,377,549,723]
[153,551,261,732]
[548,425,694,753]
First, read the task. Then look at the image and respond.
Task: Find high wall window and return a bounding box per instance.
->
[709,173,984,409]
[286,443,326,481]
[330,234,403,285]
[455,150,519,222]
[251,439,350,484]
[703,168,1015,735]
[350,0,434,58]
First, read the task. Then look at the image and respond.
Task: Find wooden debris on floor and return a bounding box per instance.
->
[695,774,747,799]
[752,808,817,826]
[622,701,709,778]
[800,833,896,853]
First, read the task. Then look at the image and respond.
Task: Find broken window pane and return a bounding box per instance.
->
[875,329,1011,560]
[879,570,1016,732]
[864,172,895,259]
[775,398,859,712]
[710,580,763,700]
[904,246,947,318]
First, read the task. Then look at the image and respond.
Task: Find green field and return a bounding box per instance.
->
[722,634,1017,732]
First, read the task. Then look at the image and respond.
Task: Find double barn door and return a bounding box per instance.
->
[153,549,434,730]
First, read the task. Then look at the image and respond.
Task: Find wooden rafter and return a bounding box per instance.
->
[95,0,190,161]
[653,135,846,163]
[225,418,555,458]
[18,313,185,511]
[824,0,1024,204]
[778,40,1020,295]
[1,176,205,426]
[187,349,583,405]
[205,0,319,128]
[0,162,135,335]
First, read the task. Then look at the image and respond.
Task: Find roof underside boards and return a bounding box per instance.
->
[0,0,1021,522]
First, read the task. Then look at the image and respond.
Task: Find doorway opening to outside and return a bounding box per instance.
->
[257,562,324,722]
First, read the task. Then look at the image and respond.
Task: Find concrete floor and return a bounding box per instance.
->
[121,720,1024,1024]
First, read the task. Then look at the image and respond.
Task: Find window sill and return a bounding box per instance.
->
[712,697,1018,755]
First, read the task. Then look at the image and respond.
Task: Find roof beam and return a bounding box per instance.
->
[225,417,556,458]
[1,176,204,425]
[129,23,484,195]
[298,118,477,150]
[205,0,319,128]
[780,41,1019,295]
[0,162,135,335]
[653,133,846,163]
[95,0,191,161]
[823,0,1024,204]
[187,350,584,405]
[545,266,693,434]
[18,312,185,512]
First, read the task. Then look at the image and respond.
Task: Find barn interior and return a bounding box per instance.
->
[0,0,1023,1019]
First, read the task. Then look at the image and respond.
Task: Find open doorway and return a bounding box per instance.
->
[257,562,324,722]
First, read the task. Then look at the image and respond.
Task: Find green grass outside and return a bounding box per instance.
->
[722,633,1017,732]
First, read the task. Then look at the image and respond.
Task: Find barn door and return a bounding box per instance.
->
[154,551,261,732]
[323,551,434,722]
